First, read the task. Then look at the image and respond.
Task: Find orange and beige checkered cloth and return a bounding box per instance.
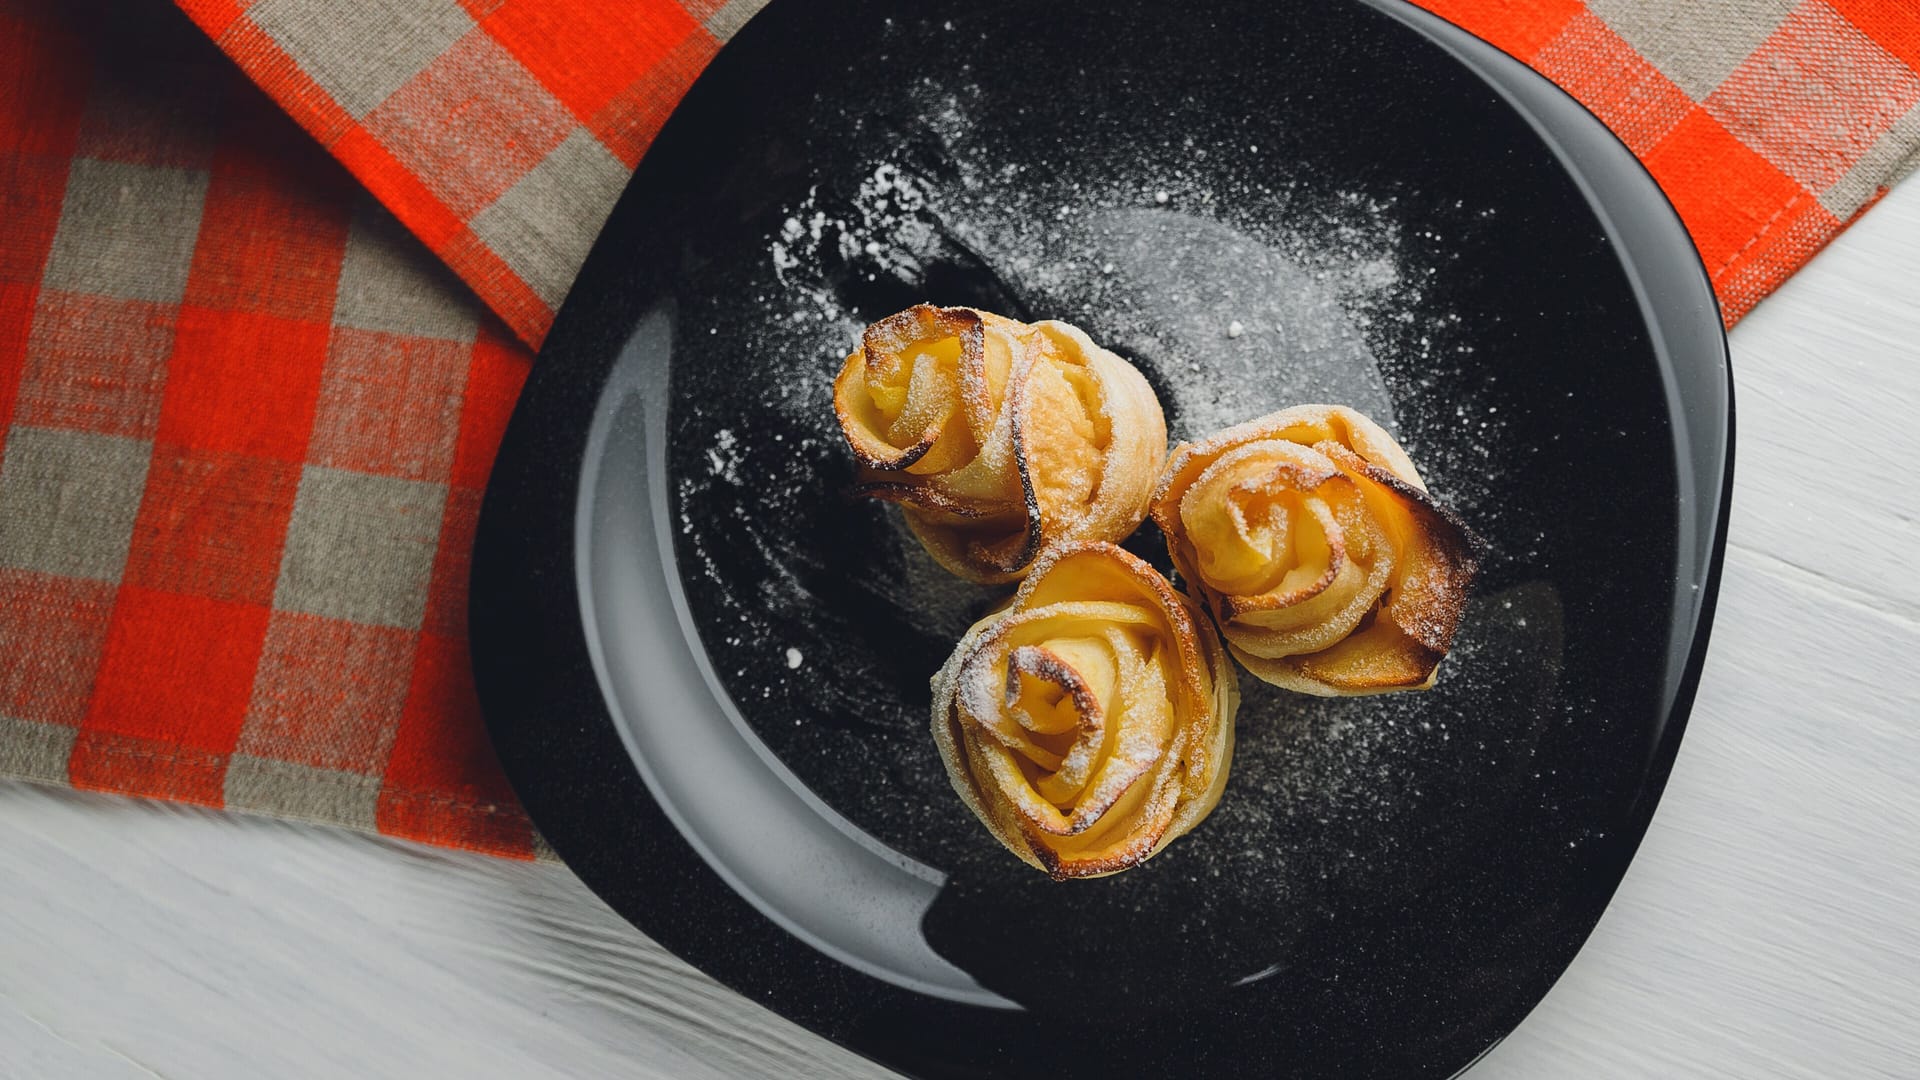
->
[2,0,1916,857]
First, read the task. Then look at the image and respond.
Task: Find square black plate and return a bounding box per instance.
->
[470,1,1731,1076]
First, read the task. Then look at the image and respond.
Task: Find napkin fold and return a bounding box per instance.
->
[1,0,1916,856]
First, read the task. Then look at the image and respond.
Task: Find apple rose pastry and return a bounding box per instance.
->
[930,542,1238,879]
[1151,405,1480,696]
[834,305,1167,584]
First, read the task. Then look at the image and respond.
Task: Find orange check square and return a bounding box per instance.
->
[478,0,703,123]
[1413,0,1584,61]
[378,630,534,856]
[0,150,71,286]
[183,131,353,322]
[1823,0,1920,72]
[82,584,271,757]
[421,483,480,639]
[0,7,87,157]
[587,31,720,168]
[1643,108,1811,275]
[0,281,32,442]
[125,444,301,607]
[1713,191,1842,322]
[158,307,328,460]
[448,320,530,489]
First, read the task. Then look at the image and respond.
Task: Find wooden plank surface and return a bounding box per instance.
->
[2,181,1917,1080]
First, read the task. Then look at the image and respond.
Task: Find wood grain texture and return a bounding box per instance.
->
[3,184,1918,1080]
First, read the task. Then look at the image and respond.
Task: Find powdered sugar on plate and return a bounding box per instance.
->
[747,87,1423,444]
[666,66,1534,884]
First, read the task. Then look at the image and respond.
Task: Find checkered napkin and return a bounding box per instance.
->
[1,1,541,855]
[1,0,1916,858]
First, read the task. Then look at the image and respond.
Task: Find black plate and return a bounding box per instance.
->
[470,1,1731,1076]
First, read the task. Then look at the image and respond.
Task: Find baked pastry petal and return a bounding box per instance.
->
[834,304,1167,584]
[931,542,1238,879]
[1151,405,1480,696]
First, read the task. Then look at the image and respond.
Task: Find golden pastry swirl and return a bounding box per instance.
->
[1150,405,1480,696]
[930,542,1238,879]
[834,305,1167,584]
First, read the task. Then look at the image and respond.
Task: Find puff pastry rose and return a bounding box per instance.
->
[834,305,1167,584]
[1151,405,1479,696]
[930,542,1237,879]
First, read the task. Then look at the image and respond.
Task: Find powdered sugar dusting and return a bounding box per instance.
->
[636,5,1676,1032]
[745,86,1436,446]
[669,63,1530,884]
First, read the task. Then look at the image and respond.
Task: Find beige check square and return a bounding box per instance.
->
[249,0,474,118]
[0,427,152,583]
[333,198,483,343]
[0,715,78,785]
[223,754,382,829]
[1586,0,1798,100]
[274,465,446,629]
[679,0,769,39]
[470,130,627,308]
[41,157,208,305]
[0,568,117,729]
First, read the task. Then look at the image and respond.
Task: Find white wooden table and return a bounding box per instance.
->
[4,181,1917,1080]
